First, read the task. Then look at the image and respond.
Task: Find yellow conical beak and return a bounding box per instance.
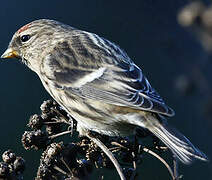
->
[1,48,19,59]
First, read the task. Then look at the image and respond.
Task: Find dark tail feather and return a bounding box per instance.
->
[144,115,208,164]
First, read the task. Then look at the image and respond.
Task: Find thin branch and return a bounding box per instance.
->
[109,147,122,152]
[49,130,72,139]
[173,157,179,180]
[143,147,175,180]
[130,151,137,180]
[43,121,64,125]
[53,165,68,175]
[87,133,126,180]
[60,156,74,177]
[111,141,129,150]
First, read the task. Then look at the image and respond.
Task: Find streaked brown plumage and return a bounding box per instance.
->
[1,19,208,164]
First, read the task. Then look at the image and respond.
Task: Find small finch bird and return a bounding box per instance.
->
[1,19,208,164]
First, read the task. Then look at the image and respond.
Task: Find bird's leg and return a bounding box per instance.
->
[86,132,126,180]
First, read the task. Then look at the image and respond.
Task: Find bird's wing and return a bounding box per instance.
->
[41,31,174,117]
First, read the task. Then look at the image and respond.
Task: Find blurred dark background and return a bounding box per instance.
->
[0,0,211,179]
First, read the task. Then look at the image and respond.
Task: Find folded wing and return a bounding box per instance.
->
[41,31,175,117]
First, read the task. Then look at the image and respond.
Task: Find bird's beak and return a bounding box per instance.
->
[1,48,19,59]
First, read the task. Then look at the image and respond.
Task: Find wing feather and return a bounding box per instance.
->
[41,31,175,117]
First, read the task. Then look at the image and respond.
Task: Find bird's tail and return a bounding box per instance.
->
[143,114,208,164]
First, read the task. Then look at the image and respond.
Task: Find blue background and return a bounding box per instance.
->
[0,0,211,179]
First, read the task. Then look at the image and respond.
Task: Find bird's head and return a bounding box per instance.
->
[1,19,72,72]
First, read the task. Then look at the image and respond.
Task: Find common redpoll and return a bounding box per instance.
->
[1,19,208,164]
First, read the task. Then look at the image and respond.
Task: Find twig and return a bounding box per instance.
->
[49,130,72,139]
[111,141,129,150]
[43,121,64,125]
[109,146,122,152]
[87,133,126,180]
[60,156,74,177]
[130,151,137,180]
[143,147,175,180]
[173,157,179,180]
[53,165,68,175]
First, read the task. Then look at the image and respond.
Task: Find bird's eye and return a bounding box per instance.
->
[20,35,31,42]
